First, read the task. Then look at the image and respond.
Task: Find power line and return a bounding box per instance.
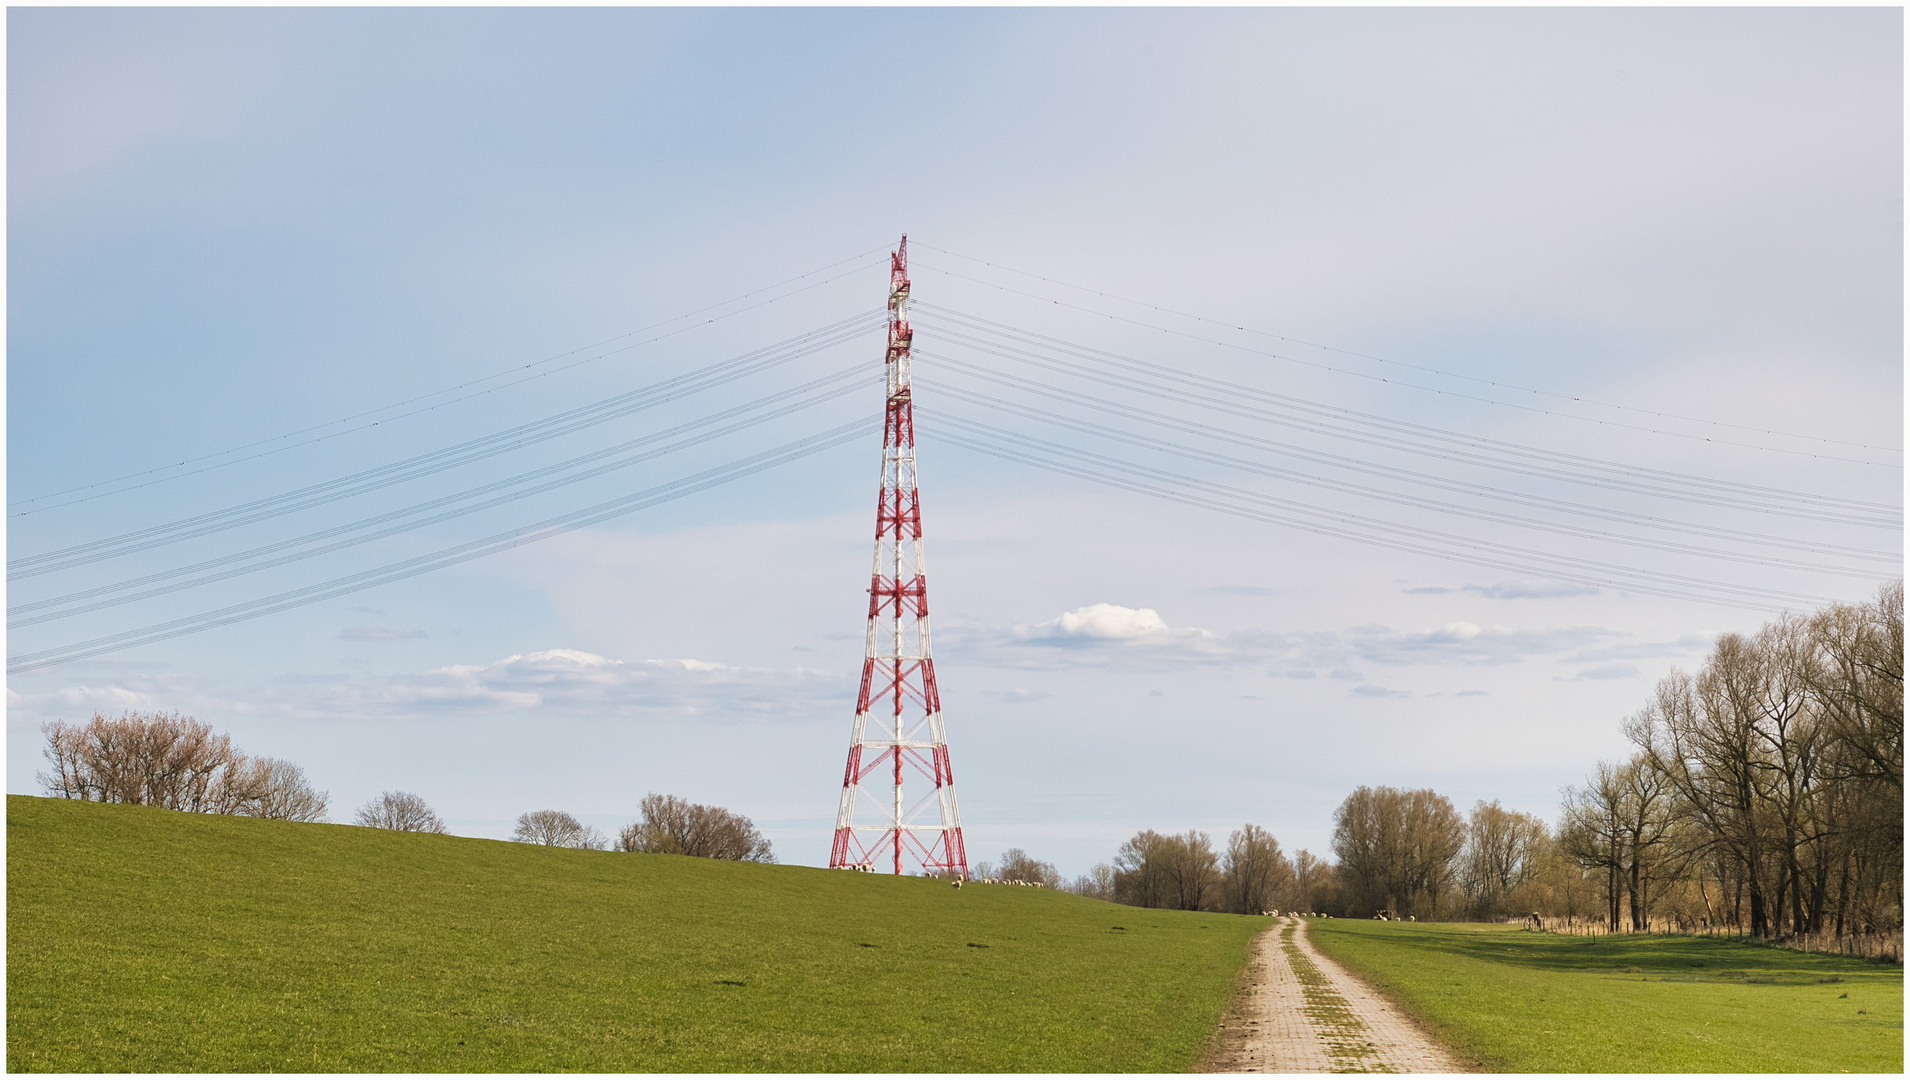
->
[924,415,1845,612]
[6,417,881,674]
[914,373,1893,579]
[908,241,1903,459]
[913,307,1900,526]
[10,312,885,579]
[915,351,1897,563]
[11,368,879,626]
[10,245,894,514]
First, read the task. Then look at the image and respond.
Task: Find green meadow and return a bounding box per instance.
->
[6,795,1262,1072]
[1308,916,1903,1073]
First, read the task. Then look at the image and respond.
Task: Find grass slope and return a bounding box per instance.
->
[1307,917,1903,1073]
[8,795,1263,1072]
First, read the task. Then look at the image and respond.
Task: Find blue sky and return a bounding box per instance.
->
[8,7,1902,876]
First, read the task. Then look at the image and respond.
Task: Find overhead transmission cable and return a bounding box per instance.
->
[919,303,1899,516]
[907,242,1902,461]
[912,307,1899,527]
[922,414,1841,612]
[10,311,886,579]
[914,349,1898,563]
[11,366,881,626]
[914,372,1892,580]
[10,246,894,514]
[6,417,882,674]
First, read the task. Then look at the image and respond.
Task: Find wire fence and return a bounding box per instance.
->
[1520,915,1903,964]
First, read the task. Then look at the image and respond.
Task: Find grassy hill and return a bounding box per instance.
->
[1310,917,1903,1073]
[7,795,1263,1072]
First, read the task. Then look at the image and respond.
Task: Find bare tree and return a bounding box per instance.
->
[1458,800,1550,919]
[1332,786,1465,918]
[1807,580,1904,792]
[1223,823,1294,914]
[1560,760,1663,931]
[1164,830,1222,911]
[1113,829,1174,908]
[356,791,449,833]
[996,847,1062,887]
[616,793,774,862]
[40,712,238,810]
[222,757,330,822]
[513,809,606,849]
[37,711,326,821]
[1067,862,1115,900]
[1292,849,1328,912]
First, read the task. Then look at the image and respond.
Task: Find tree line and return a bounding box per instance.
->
[509,794,775,862]
[1057,583,1901,948]
[37,711,774,864]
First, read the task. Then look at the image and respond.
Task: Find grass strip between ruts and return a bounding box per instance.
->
[1305,916,1902,1073]
[8,795,1268,1072]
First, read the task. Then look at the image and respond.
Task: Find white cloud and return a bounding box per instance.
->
[1562,636,1714,664]
[278,649,849,720]
[7,682,159,721]
[965,604,1628,674]
[980,688,1051,704]
[1345,623,1614,666]
[1352,684,1410,699]
[1022,603,1175,641]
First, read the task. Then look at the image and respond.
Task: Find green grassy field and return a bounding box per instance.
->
[1307,916,1903,1073]
[7,795,1264,1072]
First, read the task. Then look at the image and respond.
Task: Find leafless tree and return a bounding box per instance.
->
[1457,800,1550,920]
[1113,829,1174,908]
[1807,580,1904,792]
[1559,756,1678,931]
[1292,848,1329,912]
[222,757,330,822]
[356,791,449,833]
[1162,830,1222,911]
[37,711,326,821]
[40,711,239,810]
[1332,785,1465,918]
[616,793,774,862]
[1067,862,1115,900]
[995,847,1062,887]
[1223,823,1294,914]
[513,809,606,849]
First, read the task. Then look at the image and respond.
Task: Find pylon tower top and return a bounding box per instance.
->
[828,235,969,878]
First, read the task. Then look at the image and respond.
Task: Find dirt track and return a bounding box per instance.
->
[1202,916,1464,1074]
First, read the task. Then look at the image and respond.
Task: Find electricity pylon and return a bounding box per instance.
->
[828,235,970,877]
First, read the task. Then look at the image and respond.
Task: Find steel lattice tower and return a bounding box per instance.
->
[828,236,969,878]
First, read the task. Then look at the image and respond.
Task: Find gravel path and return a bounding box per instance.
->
[1202,916,1465,1074]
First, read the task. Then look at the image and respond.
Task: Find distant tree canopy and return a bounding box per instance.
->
[38,711,327,823]
[513,809,605,849]
[1332,786,1465,919]
[617,794,774,863]
[1101,825,1296,913]
[356,791,448,834]
[994,847,1062,887]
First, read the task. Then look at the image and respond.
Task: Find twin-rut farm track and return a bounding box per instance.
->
[1203,916,1465,1074]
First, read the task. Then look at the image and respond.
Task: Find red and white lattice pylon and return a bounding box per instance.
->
[828,236,970,878]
